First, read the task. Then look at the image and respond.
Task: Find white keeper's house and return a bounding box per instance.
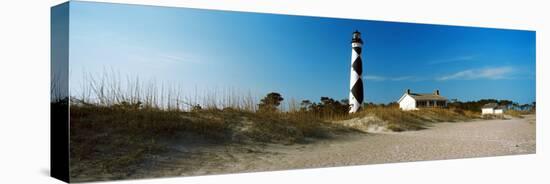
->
[397,89,448,111]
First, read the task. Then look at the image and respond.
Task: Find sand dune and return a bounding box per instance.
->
[130,115,535,179]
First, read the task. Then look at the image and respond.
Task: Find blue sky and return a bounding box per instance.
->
[66,1,536,104]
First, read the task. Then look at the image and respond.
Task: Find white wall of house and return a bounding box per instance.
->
[494,109,504,114]
[398,94,417,111]
[482,108,495,115]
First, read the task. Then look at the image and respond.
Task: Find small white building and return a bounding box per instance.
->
[481,103,505,116]
[397,89,448,111]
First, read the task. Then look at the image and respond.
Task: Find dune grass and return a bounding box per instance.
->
[348,107,480,131]
[69,98,480,176]
[66,71,482,179]
[504,109,533,118]
[69,103,360,177]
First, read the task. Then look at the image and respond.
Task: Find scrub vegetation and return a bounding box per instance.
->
[59,72,533,180]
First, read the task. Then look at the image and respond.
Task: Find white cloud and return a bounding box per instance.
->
[363,75,387,81]
[437,67,515,81]
[366,67,516,82]
[75,31,204,65]
[156,53,202,64]
[392,76,415,81]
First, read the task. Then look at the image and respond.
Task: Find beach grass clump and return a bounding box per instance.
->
[68,99,358,178]
[413,108,479,122]
[355,107,427,131]
[68,71,363,178]
[69,105,226,176]
[504,109,531,118]
[347,107,480,131]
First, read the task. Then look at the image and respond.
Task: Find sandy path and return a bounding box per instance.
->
[137,115,536,178]
[264,115,535,169]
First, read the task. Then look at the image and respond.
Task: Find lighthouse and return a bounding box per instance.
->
[349,30,364,113]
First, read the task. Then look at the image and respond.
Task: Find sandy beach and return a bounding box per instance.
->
[103,115,535,180]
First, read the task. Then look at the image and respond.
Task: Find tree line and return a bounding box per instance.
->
[258,92,535,114]
[447,98,535,112]
[258,92,349,117]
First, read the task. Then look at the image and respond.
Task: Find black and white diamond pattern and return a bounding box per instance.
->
[349,32,364,113]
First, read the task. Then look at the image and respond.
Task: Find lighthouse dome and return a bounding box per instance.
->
[351,30,363,44]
